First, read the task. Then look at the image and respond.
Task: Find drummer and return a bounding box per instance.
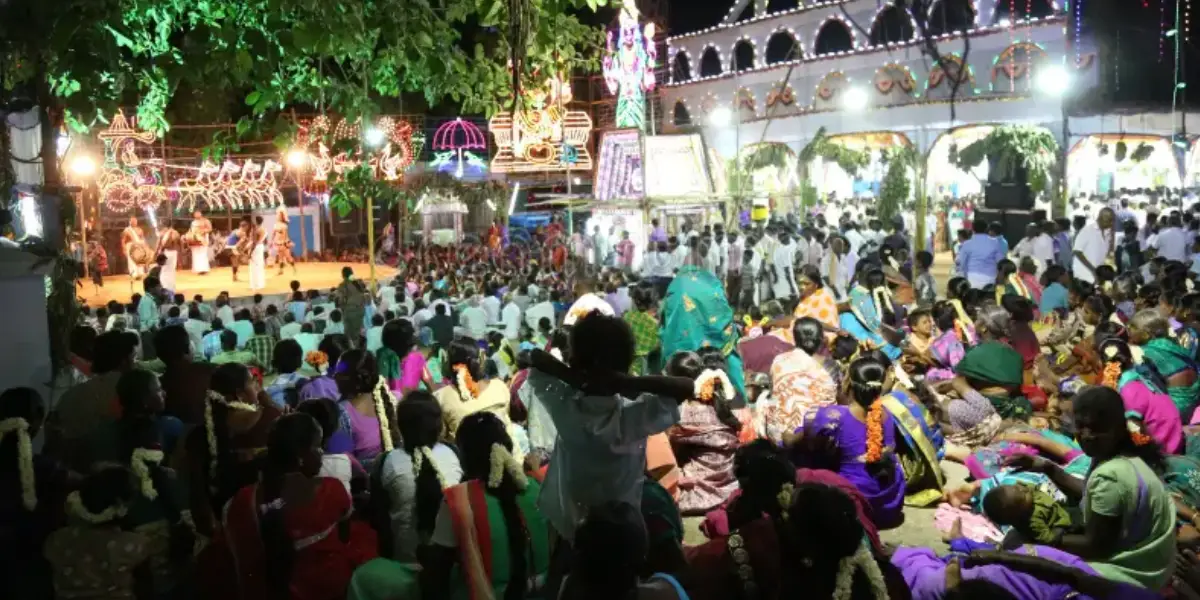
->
[154,222,181,294]
[122,216,147,280]
[187,211,213,275]
[272,206,296,275]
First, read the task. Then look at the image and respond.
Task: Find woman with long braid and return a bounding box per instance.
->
[220,412,378,600]
[789,356,906,529]
[421,411,551,600]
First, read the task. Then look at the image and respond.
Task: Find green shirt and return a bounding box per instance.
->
[1084,456,1176,589]
[212,350,259,366]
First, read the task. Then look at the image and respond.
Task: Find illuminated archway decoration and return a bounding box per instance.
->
[430,118,488,179]
[813,71,848,107]
[97,111,167,213]
[874,63,917,97]
[991,42,1049,83]
[927,54,975,91]
[294,115,425,191]
[489,77,594,173]
[603,1,657,129]
[766,83,797,108]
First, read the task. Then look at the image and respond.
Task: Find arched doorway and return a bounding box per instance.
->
[924,125,996,200]
[673,102,692,127]
[699,46,723,77]
[927,0,976,36]
[672,52,692,82]
[732,39,756,71]
[869,5,915,45]
[813,18,854,55]
[1071,135,1180,194]
[765,29,801,64]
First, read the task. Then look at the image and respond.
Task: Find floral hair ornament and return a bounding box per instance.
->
[832,540,889,600]
[694,369,735,402]
[1127,420,1154,446]
[454,364,480,402]
[305,350,329,374]
[66,490,128,524]
[373,376,396,452]
[865,397,886,463]
[130,448,165,500]
[412,445,449,489]
[0,418,36,510]
[486,442,528,491]
[204,389,260,492]
[777,482,795,521]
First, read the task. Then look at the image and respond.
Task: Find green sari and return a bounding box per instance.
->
[662,266,745,396]
[1141,337,1200,421]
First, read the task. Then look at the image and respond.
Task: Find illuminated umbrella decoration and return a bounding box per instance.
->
[431,118,488,178]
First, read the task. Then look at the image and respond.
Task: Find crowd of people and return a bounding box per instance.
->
[11,196,1200,600]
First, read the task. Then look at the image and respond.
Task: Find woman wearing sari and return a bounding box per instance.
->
[952,340,1033,422]
[421,412,551,600]
[662,266,746,396]
[790,264,840,340]
[994,259,1036,306]
[764,318,839,444]
[792,356,906,529]
[434,338,522,455]
[926,301,974,382]
[881,383,947,507]
[376,319,432,395]
[1097,338,1182,454]
[841,265,903,361]
[1129,309,1200,422]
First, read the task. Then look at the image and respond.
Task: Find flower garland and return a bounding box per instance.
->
[66,490,127,524]
[412,445,449,489]
[373,376,396,453]
[831,540,889,600]
[694,369,735,402]
[1101,344,1122,389]
[1127,420,1154,447]
[305,350,329,375]
[130,448,165,500]
[871,286,894,315]
[486,442,528,491]
[0,417,36,511]
[862,378,886,463]
[455,364,479,403]
[204,390,260,492]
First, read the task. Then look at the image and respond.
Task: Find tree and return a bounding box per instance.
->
[878,146,915,224]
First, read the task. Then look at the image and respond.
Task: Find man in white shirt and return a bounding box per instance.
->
[183,306,210,357]
[525,293,556,332]
[481,289,502,325]
[411,301,434,331]
[501,293,523,341]
[670,237,690,272]
[1152,213,1189,262]
[842,223,866,259]
[279,313,302,340]
[771,231,798,302]
[1072,207,1116,283]
[821,235,857,301]
[1012,223,1055,275]
[460,296,490,339]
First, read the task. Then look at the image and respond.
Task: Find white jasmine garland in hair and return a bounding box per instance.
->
[0,418,36,511]
[204,389,260,491]
[694,369,734,401]
[66,490,128,524]
[831,541,888,600]
[130,448,165,500]
[413,446,449,489]
[486,443,528,491]
[373,377,395,452]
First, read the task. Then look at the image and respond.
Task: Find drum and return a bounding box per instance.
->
[183,230,204,247]
[127,242,153,265]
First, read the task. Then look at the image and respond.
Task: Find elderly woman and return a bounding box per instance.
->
[1129,309,1200,422]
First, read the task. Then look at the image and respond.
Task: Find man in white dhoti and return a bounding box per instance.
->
[154,223,181,294]
[187,211,212,274]
[122,216,147,279]
[249,216,267,291]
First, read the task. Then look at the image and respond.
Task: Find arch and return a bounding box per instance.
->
[813,17,855,56]
[990,42,1050,88]
[740,142,800,193]
[765,29,802,64]
[925,53,975,97]
[991,0,1056,24]
[671,51,692,82]
[927,0,977,36]
[811,70,849,110]
[766,0,800,14]
[673,101,692,127]
[873,63,917,102]
[869,4,916,46]
[732,39,756,71]
[808,132,914,201]
[923,125,996,198]
[699,45,723,77]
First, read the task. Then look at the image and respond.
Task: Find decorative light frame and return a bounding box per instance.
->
[731,36,759,71]
[430,117,489,178]
[699,44,726,77]
[868,3,919,43]
[987,0,1060,23]
[488,76,594,173]
[594,129,645,201]
[670,49,693,83]
[293,115,425,190]
[812,15,860,55]
[602,1,658,130]
[97,111,167,214]
[172,159,285,211]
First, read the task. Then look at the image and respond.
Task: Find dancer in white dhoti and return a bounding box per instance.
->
[249,216,267,291]
[121,216,148,279]
[154,223,181,293]
[187,211,213,274]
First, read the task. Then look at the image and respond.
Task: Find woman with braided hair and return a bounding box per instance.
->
[0,387,68,600]
[433,338,517,450]
[790,356,906,529]
[334,349,388,469]
[421,411,551,600]
[1096,338,1181,454]
[220,412,378,600]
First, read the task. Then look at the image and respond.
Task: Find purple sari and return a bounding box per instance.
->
[927,329,968,382]
[802,405,905,529]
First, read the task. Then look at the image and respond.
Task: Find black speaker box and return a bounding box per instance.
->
[975,208,1035,249]
[984,182,1034,210]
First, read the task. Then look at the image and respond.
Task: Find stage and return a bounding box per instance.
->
[79,262,399,307]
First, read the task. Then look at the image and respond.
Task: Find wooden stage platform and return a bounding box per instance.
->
[79,262,399,307]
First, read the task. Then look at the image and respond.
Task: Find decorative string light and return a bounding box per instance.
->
[488,76,593,173]
[172,160,284,210]
[1074,0,1084,64]
[430,118,488,178]
[595,130,645,201]
[1187,0,1192,41]
[97,111,166,213]
[293,115,424,190]
[1161,0,1167,62]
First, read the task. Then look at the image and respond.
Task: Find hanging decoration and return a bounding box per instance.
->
[489,76,594,173]
[293,115,425,192]
[172,160,284,211]
[927,54,974,91]
[991,42,1048,83]
[735,87,757,113]
[766,83,796,107]
[602,1,657,130]
[97,111,167,213]
[430,118,488,179]
[954,125,1059,192]
[595,129,645,201]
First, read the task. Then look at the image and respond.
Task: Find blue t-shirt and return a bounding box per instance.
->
[1039,282,1069,315]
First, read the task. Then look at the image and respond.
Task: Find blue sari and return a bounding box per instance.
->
[841,287,902,360]
[882,390,946,506]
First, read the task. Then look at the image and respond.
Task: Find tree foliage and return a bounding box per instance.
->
[955,125,1059,193]
[879,146,916,223]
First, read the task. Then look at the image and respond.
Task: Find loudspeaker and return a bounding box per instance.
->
[975,208,1035,249]
[984,182,1034,210]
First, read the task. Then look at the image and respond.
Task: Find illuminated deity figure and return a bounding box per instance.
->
[488,77,594,172]
[97,112,167,213]
[602,1,657,130]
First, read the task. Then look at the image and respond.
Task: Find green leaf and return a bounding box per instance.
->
[245,90,262,107]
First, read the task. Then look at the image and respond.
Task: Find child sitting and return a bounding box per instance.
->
[901,308,936,374]
[981,483,1072,546]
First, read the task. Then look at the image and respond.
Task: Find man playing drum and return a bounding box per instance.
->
[186,211,213,274]
[122,216,149,279]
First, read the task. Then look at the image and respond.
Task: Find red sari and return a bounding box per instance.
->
[218,478,378,600]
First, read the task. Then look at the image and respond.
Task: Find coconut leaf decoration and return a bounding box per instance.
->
[954,125,1059,193]
[1130,143,1155,163]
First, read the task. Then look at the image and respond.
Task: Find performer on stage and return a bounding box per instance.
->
[121,216,148,280]
[187,211,213,274]
[250,216,267,291]
[271,206,297,275]
[154,222,181,293]
[228,218,252,282]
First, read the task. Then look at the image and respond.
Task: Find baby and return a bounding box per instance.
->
[982,483,1072,546]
